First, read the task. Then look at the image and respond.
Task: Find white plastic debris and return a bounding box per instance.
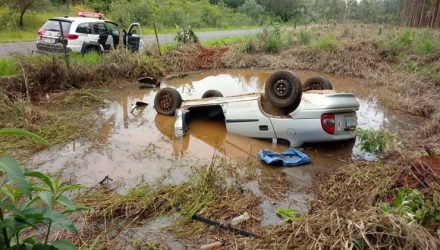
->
[230,212,250,226]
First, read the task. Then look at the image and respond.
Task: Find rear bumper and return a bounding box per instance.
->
[35,43,71,54]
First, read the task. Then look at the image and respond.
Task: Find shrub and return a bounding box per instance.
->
[313,35,337,51]
[354,128,395,153]
[416,36,437,55]
[175,25,199,46]
[398,30,413,47]
[0,57,18,77]
[298,29,311,45]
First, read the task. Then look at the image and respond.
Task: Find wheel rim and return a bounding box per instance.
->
[159,93,174,111]
[273,79,292,99]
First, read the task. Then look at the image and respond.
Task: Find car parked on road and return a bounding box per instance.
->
[153,71,360,147]
[36,12,142,54]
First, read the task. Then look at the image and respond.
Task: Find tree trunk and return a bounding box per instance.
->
[19,9,26,28]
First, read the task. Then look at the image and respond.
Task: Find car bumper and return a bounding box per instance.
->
[35,43,72,55]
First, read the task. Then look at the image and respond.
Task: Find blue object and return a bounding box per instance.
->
[257,148,311,167]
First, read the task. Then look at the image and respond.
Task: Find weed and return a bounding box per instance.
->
[0,57,18,77]
[354,128,395,153]
[175,25,199,46]
[416,36,438,55]
[298,29,311,45]
[398,30,413,47]
[276,207,304,221]
[312,35,337,51]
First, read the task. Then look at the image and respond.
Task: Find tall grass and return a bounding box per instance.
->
[0,57,18,77]
[298,29,311,45]
[312,35,337,51]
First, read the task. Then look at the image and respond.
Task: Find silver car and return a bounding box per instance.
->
[154,71,359,147]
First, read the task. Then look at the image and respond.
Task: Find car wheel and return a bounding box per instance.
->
[154,88,182,116]
[202,89,223,98]
[85,46,100,54]
[264,70,302,111]
[303,76,333,91]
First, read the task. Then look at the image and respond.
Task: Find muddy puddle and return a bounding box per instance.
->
[29,69,427,227]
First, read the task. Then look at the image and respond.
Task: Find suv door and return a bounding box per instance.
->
[92,22,114,51]
[105,21,120,48]
[126,23,142,52]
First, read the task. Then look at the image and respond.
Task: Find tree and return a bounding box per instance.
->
[238,0,265,22]
[3,0,36,28]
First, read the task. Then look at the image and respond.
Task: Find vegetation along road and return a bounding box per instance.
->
[0,28,261,57]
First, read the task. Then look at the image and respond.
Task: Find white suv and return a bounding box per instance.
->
[36,13,142,54]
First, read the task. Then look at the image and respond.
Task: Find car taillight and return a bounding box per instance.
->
[37,29,45,40]
[64,34,78,40]
[321,113,335,135]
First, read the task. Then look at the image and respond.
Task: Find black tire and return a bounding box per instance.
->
[154,88,182,116]
[202,90,223,98]
[85,46,100,54]
[264,70,302,110]
[303,76,333,91]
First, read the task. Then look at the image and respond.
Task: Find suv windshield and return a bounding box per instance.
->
[41,20,71,33]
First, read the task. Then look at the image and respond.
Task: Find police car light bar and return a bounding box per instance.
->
[76,12,105,19]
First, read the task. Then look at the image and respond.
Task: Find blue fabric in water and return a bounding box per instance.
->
[257,148,311,167]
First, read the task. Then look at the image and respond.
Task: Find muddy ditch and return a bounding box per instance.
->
[20,68,434,249]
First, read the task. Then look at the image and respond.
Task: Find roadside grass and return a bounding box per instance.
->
[312,34,337,51]
[201,35,250,47]
[142,25,259,35]
[0,57,18,77]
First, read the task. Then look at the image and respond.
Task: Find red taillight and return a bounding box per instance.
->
[37,29,45,40]
[64,34,78,40]
[321,113,335,135]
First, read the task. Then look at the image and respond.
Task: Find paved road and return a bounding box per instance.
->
[0,29,261,57]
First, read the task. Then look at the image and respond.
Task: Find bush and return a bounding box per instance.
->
[312,35,337,51]
[175,25,199,46]
[0,57,18,77]
[298,29,311,45]
[398,30,413,47]
[354,128,395,153]
[416,36,437,55]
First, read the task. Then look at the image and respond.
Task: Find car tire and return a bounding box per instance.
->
[264,70,302,110]
[303,76,333,91]
[85,46,100,54]
[202,90,223,98]
[154,88,182,116]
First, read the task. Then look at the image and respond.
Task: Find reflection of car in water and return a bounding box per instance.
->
[154,71,360,147]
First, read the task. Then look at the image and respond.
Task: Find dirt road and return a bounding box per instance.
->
[0,29,261,57]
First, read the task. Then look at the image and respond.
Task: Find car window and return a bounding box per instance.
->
[42,20,71,33]
[75,23,92,34]
[105,22,119,35]
[92,22,110,35]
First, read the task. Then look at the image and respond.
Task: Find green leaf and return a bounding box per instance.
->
[0,156,31,197]
[58,184,83,194]
[57,195,87,213]
[49,240,77,250]
[0,199,24,216]
[38,191,53,208]
[0,128,49,145]
[32,244,57,250]
[0,218,16,231]
[43,209,77,234]
[25,172,55,193]
[23,237,36,245]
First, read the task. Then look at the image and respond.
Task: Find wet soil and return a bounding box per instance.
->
[28,69,428,231]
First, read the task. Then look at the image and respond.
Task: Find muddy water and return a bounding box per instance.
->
[29,69,426,225]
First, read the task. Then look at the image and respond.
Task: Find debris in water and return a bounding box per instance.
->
[200,241,223,250]
[99,175,113,185]
[257,148,311,167]
[129,101,148,113]
[192,214,258,238]
[138,76,160,88]
[230,212,251,225]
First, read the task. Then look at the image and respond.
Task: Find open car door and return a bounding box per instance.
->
[126,23,142,52]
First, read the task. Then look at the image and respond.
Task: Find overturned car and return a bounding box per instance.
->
[154,71,359,147]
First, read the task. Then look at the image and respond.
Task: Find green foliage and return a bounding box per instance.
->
[0,129,84,248]
[0,128,49,145]
[354,128,395,153]
[0,57,18,77]
[262,23,282,53]
[174,25,199,46]
[298,29,311,45]
[398,30,413,47]
[276,207,304,221]
[416,35,438,55]
[312,35,337,51]
[380,188,440,228]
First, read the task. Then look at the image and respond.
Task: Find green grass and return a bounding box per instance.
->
[142,25,258,35]
[312,34,337,51]
[201,35,250,47]
[0,57,19,77]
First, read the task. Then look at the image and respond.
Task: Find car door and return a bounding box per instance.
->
[126,23,142,52]
[105,21,120,49]
[92,22,114,51]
